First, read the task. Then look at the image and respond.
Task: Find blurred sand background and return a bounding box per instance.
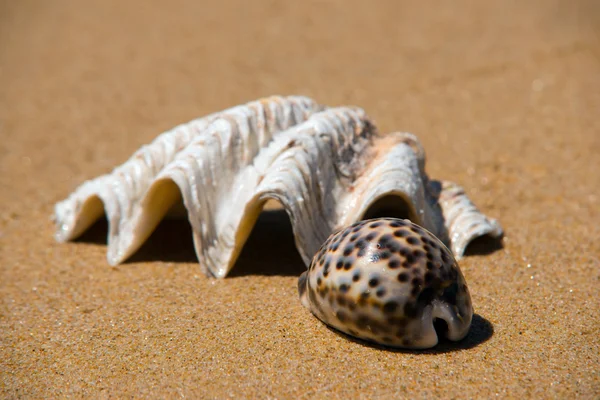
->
[1,0,599,398]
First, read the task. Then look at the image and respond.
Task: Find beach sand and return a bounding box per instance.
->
[1,0,598,398]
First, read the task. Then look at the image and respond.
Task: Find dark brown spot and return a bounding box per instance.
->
[365,232,377,241]
[356,315,370,330]
[404,302,418,318]
[407,236,420,246]
[343,261,353,270]
[336,310,348,322]
[397,273,409,282]
[441,251,450,264]
[336,260,344,270]
[368,277,379,287]
[387,241,402,253]
[412,249,425,259]
[318,253,325,266]
[388,259,401,269]
[383,301,398,314]
[348,299,357,311]
[379,250,391,260]
[424,272,435,283]
[343,245,354,257]
[376,288,386,297]
[378,234,393,247]
[369,222,382,228]
[403,254,415,266]
[337,295,347,307]
[352,272,361,282]
[350,233,360,242]
[317,277,322,286]
[339,284,350,293]
[426,261,435,270]
[394,229,409,238]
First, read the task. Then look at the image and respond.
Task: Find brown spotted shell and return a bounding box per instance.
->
[298,218,473,349]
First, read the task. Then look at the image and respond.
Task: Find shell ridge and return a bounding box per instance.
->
[55,96,321,264]
[54,96,503,279]
[437,180,504,257]
[251,108,376,267]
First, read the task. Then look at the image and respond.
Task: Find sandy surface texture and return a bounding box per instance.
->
[1,1,599,398]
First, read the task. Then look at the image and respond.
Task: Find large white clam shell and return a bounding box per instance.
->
[54,96,502,278]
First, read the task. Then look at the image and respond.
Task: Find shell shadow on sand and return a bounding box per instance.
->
[322,313,494,353]
[74,206,503,274]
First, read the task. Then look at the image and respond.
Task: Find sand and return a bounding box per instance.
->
[1,0,598,398]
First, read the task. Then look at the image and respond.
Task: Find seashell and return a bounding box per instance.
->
[298,218,472,349]
[54,95,503,279]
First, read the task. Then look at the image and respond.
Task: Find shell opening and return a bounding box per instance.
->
[361,194,417,222]
[229,205,306,277]
[433,318,449,341]
[462,232,504,257]
[431,300,472,342]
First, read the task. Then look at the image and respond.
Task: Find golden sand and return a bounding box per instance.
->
[1,1,598,398]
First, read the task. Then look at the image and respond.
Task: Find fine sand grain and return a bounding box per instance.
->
[1,1,598,398]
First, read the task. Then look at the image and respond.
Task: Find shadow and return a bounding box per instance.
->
[228,208,307,277]
[463,234,504,257]
[362,194,414,221]
[127,219,197,263]
[324,313,493,354]
[70,206,307,273]
[74,217,109,245]
[73,215,198,263]
[427,180,504,258]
